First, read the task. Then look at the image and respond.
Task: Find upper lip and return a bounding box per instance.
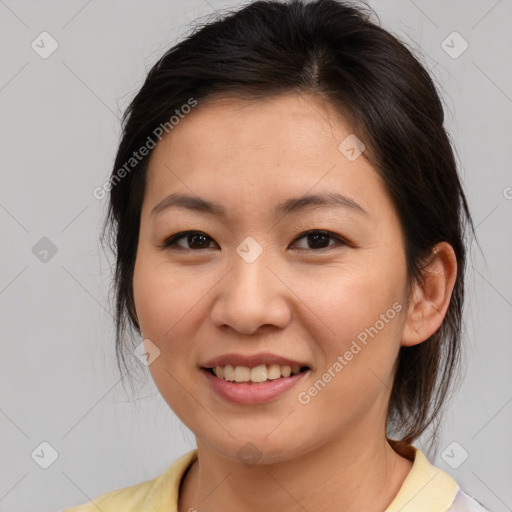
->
[201,352,311,369]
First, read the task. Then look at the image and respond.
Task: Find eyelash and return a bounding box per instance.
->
[161,230,349,252]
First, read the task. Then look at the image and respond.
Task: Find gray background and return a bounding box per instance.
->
[0,1,511,511]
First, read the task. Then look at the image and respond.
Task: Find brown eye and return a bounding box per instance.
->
[292,230,346,250]
[163,231,217,250]
[162,229,347,252]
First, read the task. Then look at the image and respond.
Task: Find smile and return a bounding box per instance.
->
[201,365,311,404]
[205,363,309,383]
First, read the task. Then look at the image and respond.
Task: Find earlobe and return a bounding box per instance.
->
[401,242,458,347]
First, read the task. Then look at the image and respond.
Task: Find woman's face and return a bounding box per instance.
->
[133,92,411,463]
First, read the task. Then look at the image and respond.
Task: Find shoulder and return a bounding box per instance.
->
[62,480,154,512]
[60,476,160,512]
[447,489,491,512]
[385,446,492,512]
[60,449,198,512]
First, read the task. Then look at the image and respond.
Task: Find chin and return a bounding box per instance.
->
[197,427,315,466]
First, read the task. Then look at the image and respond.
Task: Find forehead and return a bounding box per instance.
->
[143,92,387,221]
[149,92,353,163]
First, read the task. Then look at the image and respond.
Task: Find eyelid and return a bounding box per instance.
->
[161,230,217,250]
[161,229,350,251]
[290,229,349,250]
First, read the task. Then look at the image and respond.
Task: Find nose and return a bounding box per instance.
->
[210,247,292,336]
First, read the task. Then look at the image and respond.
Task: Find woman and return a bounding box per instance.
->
[63,0,489,510]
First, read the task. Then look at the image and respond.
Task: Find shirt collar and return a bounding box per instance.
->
[147,446,459,512]
[384,446,459,512]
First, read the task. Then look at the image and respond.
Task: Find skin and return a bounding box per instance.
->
[132,92,457,512]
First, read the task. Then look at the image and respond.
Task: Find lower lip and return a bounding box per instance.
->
[201,368,310,405]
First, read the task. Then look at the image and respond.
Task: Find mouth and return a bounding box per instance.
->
[200,363,311,405]
[199,352,313,403]
[202,364,311,384]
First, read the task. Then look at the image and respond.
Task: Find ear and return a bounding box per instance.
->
[401,242,458,347]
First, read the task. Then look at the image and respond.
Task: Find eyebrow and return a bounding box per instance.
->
[150,190,368,219]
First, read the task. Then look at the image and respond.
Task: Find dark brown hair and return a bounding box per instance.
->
[101,0,475,454]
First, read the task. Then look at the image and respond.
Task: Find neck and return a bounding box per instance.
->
[178,423,413,512]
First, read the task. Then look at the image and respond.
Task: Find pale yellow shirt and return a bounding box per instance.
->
[61,446,489,511]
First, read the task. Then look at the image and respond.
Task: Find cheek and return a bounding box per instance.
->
[132,255,202,419]
[292,257,406,393]
[292,276,405,428]
[298,258,405,340]
[133,255,206,341]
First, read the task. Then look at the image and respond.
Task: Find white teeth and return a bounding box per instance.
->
[223,364,234,381]
[234,366,250,382]
[267,364,281,380]
[250,365,267,383]
[281,365,291,378]
[212,364,305,383]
